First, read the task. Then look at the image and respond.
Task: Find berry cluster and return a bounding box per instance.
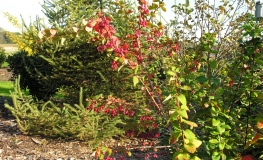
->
[189,60,200,72]
[125,129,160,139]
[87,96,136,118]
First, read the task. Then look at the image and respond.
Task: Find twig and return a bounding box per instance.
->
[125,145,172,150]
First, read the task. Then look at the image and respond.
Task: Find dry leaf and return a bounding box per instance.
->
[31,138,42,144]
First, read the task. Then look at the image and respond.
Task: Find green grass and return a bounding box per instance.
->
[0,81,65,99]
[0,81,14,96]
[0,81,29,97]
[1,61,9,68]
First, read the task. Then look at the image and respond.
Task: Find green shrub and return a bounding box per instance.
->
[7,51,59,100]
[6,0,143,103]
[5,76,126,148]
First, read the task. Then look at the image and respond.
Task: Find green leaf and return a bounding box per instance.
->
[133,76,139,87]
[212,151,219,156]
[185,0,189,7]
[221,125,231,130]
[225,144,232,149]
[169,131,182,144]
[212,154,220,160]
[221,153,226,160]
[217,125,225,134]
[219,142,225,150]
[181,85,191,90]
[101,146,108,152]
[177,109,188,119]
[184,129,196,142]
[257,93,263,100]
[196,75,207,83]
[181,104,189,110]
[134,65,138,74]
[167,70,175,76]
[212,118,220,126]
[209,139,219,144]
[215,88,224,99]
[169,111,178,121]
[99,154,104,160]
[177,94,187,106]
[210,60,217,69]
[210,131,220,135]
[149,3,159,10]
[161,6,166,12]
[192,156,201,160]
[175,153,190,160]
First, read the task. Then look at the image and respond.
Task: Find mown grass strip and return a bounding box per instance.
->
[0,81,14,96]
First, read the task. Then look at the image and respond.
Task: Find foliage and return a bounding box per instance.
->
[0,46,6,67]
[5,0,263,159]
[5,76,126,148]
[0,26,19,44]
[6,0,144,104]
[39,0,262,159]
[7,51,60,100]
[0,31,12,44]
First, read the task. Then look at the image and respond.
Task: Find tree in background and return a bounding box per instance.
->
[0,27,17,44]
[0,46,6,67]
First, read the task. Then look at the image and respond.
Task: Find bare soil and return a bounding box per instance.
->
[0,96,172,160]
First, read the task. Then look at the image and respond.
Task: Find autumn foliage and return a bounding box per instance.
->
[5,0,263,159]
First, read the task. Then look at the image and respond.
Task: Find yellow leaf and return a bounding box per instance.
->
[192,139,202,148]
[127,151,132,157]
[184,143,196,153]
[133,76,139,87]
[182,119,198,127]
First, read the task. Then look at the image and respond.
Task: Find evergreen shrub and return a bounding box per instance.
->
[7,51,59,100]
[5,76,126,148]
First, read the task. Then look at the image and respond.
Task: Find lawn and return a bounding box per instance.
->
[0,81,14,96]
[0,80,65,99]
[1,61,9,68]
[0,81,30,97]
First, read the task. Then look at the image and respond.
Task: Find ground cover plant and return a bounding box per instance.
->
[4,0,263,160]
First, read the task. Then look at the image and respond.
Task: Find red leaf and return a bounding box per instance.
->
[242,155,256,160]
[257,120,263,129]
[251,133,262,144]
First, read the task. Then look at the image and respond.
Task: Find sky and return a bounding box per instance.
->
[0,0,256,32]
[0,0,45,32]
[0,0,182,32]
